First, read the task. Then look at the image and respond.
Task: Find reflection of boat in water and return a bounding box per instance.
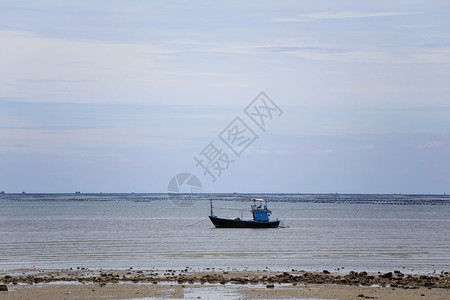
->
[209,198,280,228]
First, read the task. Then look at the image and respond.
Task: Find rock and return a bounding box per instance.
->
[348,271,358,277]
[381,272,393,278]
[323,270,330,274]
[266,284,275,288]
[0,285,8,291]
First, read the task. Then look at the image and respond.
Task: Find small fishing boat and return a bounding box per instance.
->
[209,198,280,228]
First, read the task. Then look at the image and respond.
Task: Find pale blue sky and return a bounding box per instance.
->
[0,1,449,193]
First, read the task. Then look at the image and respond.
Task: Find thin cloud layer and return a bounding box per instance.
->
[272,11,418,22]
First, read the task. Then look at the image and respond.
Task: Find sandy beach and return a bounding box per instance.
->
[1,268,449,299]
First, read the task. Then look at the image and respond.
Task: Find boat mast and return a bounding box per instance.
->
[210,198,213,216]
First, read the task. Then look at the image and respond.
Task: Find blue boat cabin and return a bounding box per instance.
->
[251,198,271,222]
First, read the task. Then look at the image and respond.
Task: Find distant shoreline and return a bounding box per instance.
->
[1,193,449,205]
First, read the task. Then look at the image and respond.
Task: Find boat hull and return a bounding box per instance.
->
[209,216,280,228]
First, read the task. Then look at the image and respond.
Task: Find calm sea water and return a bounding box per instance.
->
[1,194,449,274]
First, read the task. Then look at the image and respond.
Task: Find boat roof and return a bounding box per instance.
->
[252,198,266,202]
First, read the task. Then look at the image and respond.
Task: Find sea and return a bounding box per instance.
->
[1,193,449,274]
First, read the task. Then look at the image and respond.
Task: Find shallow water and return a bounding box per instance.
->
[1,194,449,274]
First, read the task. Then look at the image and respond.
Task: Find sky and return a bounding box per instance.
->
[0,0,449,194]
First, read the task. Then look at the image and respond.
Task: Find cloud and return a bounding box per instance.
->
[271,11,418,22]
[364,144,379,150]
[282,45,450,64]
[12,144,29,148]
[313,149,334,154]
[171,40,407,64]
[284,49,400,63]
[412,48,450,64]
[0,30,181,104]
[276,150,290,156]
[394,24,436,29]
[417,141,442,149]
[0,30,273,105]
[18,79,93,84]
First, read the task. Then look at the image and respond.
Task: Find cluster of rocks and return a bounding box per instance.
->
[294,270,450,289]
[1,269,449,290]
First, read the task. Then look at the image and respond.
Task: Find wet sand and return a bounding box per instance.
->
[1,268,449,299]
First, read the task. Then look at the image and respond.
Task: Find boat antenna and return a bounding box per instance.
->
[210,191,213,216]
